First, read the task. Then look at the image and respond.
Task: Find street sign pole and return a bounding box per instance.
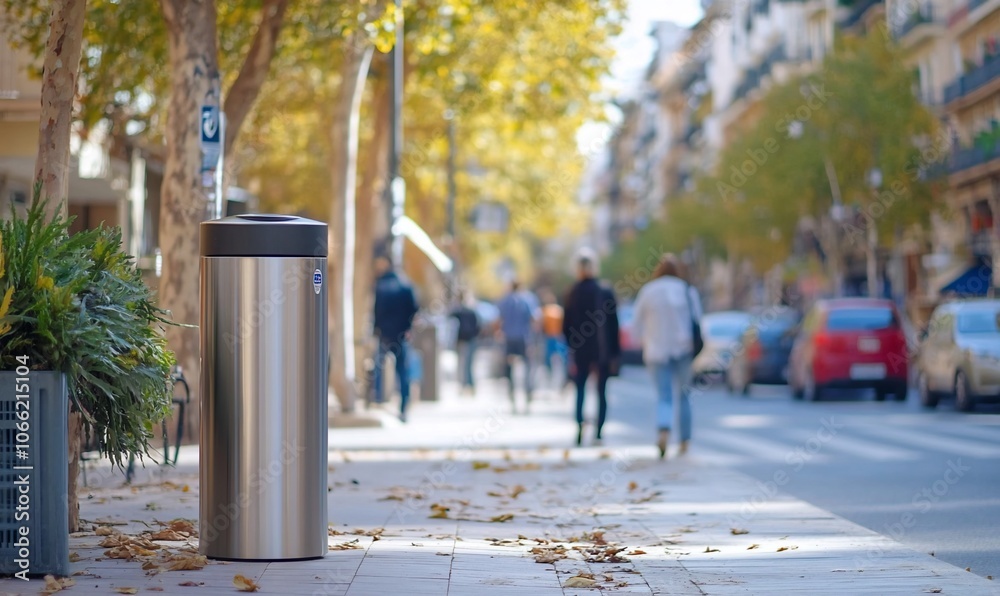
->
[214,113,226,220]
[200,99,222,220]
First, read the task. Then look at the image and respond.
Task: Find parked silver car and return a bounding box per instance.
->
[692,311,752,384]
[916,299,1000,411]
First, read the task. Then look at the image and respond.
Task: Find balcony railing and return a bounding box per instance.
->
[944,55,1000,104]
[950,142,1000,173]
[840,0,883,30]
[733,44,787,100]
[970,231,993,257]
[969,0,990,13]
[892,5,936,39]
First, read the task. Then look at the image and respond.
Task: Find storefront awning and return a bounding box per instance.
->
[941,260,992,297]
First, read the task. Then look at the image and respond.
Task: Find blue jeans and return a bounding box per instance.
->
[648,356,693,441]
[374,339,410,414]
[458,338,477,388]
[543,336,567,372]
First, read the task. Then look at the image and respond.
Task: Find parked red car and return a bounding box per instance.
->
[788,298,909,401]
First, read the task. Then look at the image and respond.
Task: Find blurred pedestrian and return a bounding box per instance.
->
[563,250,620,446]
[497,279,539,414]
[450,290,481,395]
[372,254,420,422]
[633,254,703,459]
[540,289,568,389]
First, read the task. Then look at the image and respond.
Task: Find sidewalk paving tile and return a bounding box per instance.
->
[2,378,998,595]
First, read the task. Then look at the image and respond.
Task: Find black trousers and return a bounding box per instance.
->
[573,357,609,438]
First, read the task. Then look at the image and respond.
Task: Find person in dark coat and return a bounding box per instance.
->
[450,290,481,394]
[372,255,419,422]
[562,249,620,446]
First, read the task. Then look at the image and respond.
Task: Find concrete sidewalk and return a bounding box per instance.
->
[2,372,997,595]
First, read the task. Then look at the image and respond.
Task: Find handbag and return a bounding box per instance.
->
[686,283,704,357]
[594,284,620,377]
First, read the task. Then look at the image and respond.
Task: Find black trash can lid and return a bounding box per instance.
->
[201,214,328,257]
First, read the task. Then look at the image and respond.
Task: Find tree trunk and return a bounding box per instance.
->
[158,0,220,442]
[329,36,375,414]
[33,0,86,219]
[222,0,290,157]
[33,0,87,533]
[354,73,392,382]
[67,411,81,532]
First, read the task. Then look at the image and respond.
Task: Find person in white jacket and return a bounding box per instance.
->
[632,254,703,458]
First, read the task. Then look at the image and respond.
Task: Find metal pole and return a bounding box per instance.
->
[388,0,405,268]
[446,113,456,240]
[214,113,226,220]
[867,215,878,298]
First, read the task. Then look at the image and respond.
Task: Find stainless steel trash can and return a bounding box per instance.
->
[199,214,328,561]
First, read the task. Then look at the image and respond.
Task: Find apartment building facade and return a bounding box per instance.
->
[588,0,1000,307]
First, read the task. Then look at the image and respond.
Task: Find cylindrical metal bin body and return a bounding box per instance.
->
[199,215,328,561]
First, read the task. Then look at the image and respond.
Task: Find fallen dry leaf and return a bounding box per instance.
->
[233,574,260,592]
[95,526,119,536]
[704,547,720,553]
[379,495,404,501]
[510,462,542,471]
[632,491,663,504]
[627,481,638,492]
[489,513,515,523]
[472,461,491,470]
[114,588,139,595]
[148,588,164,592]
[510,485,527,499]
[776,545,799,552]
[166,519,197,536]
[150,529,187,541]
[629,550,647,555]
[165,554,208,571]
[329,539,362,551]
[42,575,75,594]
[178,581,202,586]
[730,528,750,535]
[747,544,760,550]
[565,575,598,588]
[68,552,82,563]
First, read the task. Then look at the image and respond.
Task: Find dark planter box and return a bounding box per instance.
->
[0,370,69,578]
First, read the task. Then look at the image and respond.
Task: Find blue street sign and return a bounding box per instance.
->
[201,105,221,172]
[201,105,220,144]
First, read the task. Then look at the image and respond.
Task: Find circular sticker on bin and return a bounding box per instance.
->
[313,269,323,295]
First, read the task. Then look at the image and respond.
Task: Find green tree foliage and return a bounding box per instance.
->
[2,0,281,138]
[238,0,625,297]
[682,31,941,273]
[0,195,175,469]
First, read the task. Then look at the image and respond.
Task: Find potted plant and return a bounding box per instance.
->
[0,193,176,574]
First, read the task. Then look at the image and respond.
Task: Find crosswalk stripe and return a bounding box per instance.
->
[687,444,746,466]
[854,425,1000,459]
[697,429,814,463]
[782,429,921,462]
[932,424,1000,444]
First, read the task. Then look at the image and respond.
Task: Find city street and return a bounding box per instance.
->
[611,367,1000,581]
[333,354,1000,581]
